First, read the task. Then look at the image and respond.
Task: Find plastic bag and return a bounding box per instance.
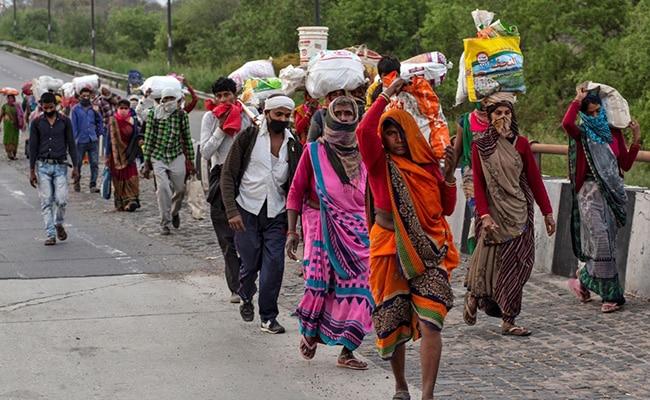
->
[61,82,75,98]
[401,61,452,87]
[38,76,64,91]
[229,60,276,91]
[101,166,111,200]
[584,82,631,129]
[455,52,468,105]
[346,44,382,80]
[139,76,183,99]
[72,74,100,95]
[306,50,365,99]
[187,175,206,220]
[279,65,306,96]
[464,35,525,102]
[32,76,64,99]
[384,72,451,159]
[239,78,284,109]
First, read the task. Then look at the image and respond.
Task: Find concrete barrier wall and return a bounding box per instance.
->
[447,170,650,298]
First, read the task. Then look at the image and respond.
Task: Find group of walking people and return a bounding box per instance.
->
[195,51,643,399]
[7,51,643,399]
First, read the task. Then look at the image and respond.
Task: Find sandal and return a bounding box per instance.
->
[392,391,411,400]
[463,292,477,326]
[568,278,592,303]
[601,303,621,313]
[336,354,368,370]
[299,336,317,360]
[502,325,531,336]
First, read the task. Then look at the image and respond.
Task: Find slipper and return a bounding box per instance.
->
[299,336,317,360]
[502,326,531,336]
[463,292,477,326]
[392,391,411,400]
[336,355,368,370]
[601,303,621,313]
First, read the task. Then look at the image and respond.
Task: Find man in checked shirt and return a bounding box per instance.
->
[142,88,195,235]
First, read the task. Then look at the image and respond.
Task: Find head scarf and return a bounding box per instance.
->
[485,96,518,140]
[378,108,436,165]
[320,96,361,184]
[579,96,612,144]
[264,95,295,112]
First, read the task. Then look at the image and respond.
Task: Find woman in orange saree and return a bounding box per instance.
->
[357,78,459,400]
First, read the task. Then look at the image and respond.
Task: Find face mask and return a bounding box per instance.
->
[163,102,177,113]
[268,119,289,133]
[492,115,512,138]
[44,110,56,117]
[80,98,91,106]
[118,109,130,118]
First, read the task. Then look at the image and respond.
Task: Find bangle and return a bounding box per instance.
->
[480,214,491,220]
[287,231,299,237]
[379,93,390,103]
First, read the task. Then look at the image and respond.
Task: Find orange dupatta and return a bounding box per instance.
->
[379,109,459,280]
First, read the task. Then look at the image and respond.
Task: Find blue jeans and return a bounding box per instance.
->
[37,162,69,238]
[235,203,287,322]
[76,141,99,187]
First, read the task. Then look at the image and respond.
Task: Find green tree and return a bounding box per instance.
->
[103,6,161,58]
[325,0,428,59]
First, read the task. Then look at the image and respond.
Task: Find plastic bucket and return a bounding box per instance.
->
[298,26,329,66]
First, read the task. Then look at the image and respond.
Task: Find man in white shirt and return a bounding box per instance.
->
[219,94,302,334]
[200,77,255,304]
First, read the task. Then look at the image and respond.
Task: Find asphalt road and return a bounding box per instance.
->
[0,49,206,142]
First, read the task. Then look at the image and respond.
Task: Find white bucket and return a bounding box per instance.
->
[298,26,329,66]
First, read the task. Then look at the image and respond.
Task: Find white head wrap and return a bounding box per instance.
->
[161,87,181,101]
[264,95,295,112]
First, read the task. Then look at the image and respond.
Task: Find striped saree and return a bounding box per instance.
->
[466,133,535,324]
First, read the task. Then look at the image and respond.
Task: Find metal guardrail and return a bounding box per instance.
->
[530,142,650,162]
[0,40,212,99]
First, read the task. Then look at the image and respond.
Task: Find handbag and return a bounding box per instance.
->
[101,166,112,200]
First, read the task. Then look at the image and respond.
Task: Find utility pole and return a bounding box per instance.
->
[47,0,51,44]
[91,0,96,65]
[167,0,172,68]
[13,0,17,37]
[315,0,320,25]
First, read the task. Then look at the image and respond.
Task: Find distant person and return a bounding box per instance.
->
[29,92,79,246]
[70,87,104,193]
[1,94,25,160]
[94,85,120,129]
[142,88,195,235]
[106,99,142,212]
[292,92,320,144]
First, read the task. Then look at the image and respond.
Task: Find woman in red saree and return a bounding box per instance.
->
[107,99,141,212]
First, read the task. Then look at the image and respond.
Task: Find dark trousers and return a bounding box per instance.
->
[210,204,241,294]
[235,203,287,322]
[76,141,99,187]
[207,164,241,294]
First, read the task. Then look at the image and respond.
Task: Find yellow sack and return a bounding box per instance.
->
[464,36,525,102]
